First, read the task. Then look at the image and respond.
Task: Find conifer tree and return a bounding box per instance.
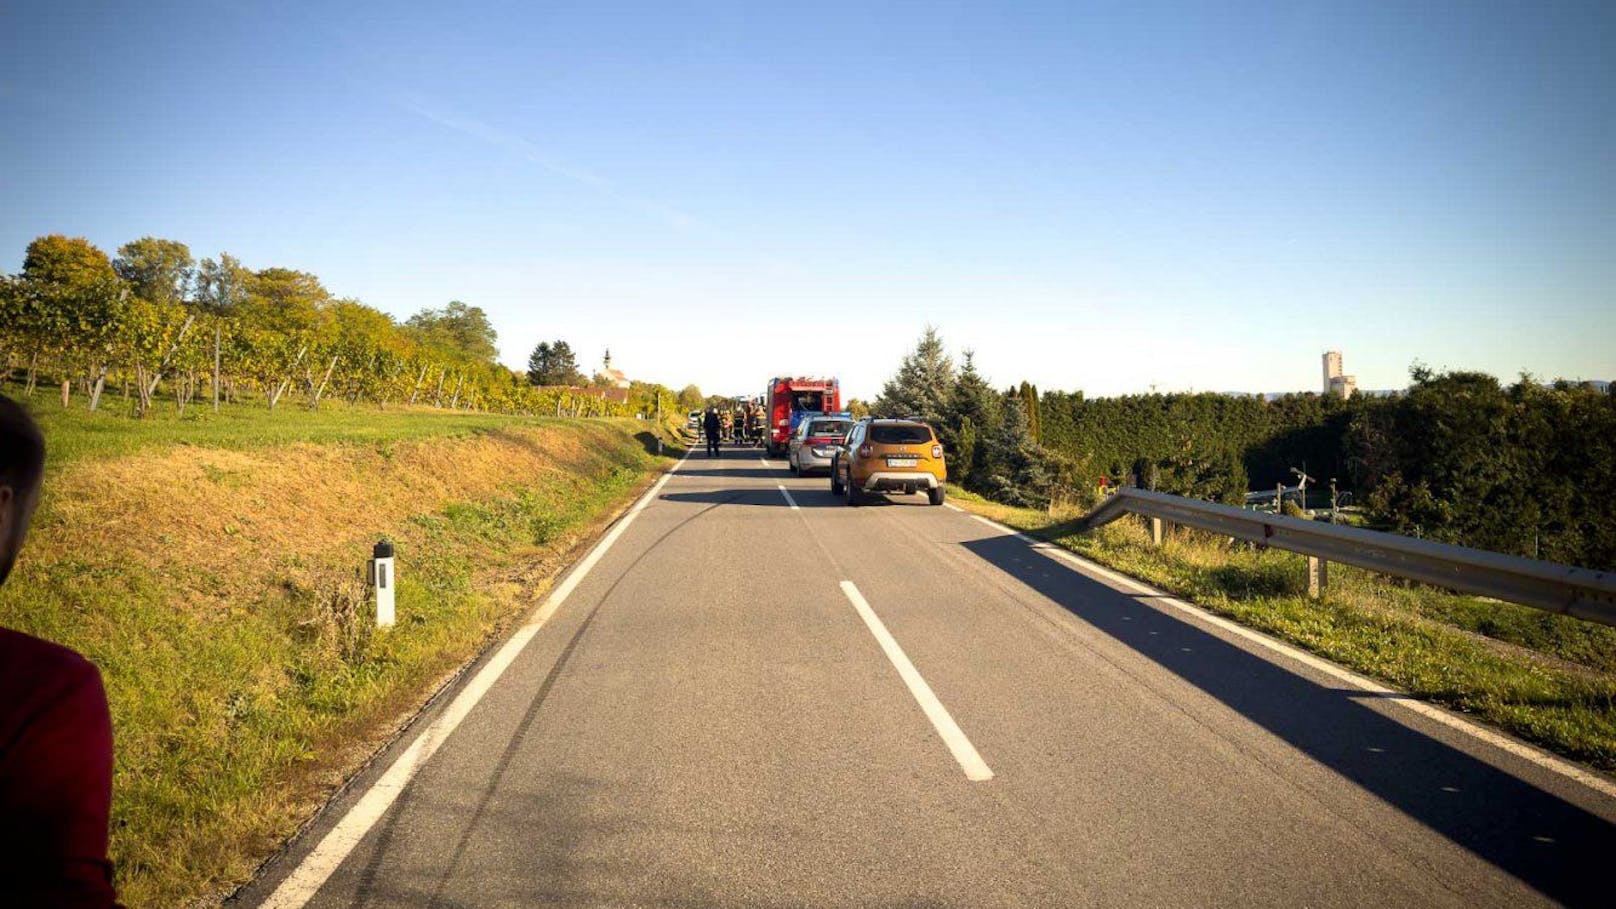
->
[874,326,956,425]
[947,351,1000,486]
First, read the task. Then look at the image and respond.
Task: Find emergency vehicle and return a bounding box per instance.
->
[763,376,841,456]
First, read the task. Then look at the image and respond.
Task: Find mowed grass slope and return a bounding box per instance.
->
[949,489,1616,773]
[0,401,679,907]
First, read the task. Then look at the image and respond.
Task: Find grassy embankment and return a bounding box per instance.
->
[0,400,683,907]
[948,487,1616,773]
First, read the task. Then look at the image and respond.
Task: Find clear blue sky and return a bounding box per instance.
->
[3,1,1612,399]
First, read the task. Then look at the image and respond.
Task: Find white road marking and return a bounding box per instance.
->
[959,511,1616,802]
[839,580,994,782]
[777,484,799,510]
[261,446,692,908]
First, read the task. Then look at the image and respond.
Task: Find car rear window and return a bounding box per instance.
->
[869,423,932,444]
[808,420,851,437]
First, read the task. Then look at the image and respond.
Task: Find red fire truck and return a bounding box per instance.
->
[764,376,842,456]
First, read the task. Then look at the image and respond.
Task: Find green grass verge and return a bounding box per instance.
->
[0,409,678,907]
[947,487,1616,773]
[16,395,567,470]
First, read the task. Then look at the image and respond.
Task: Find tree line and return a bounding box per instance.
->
[0,235,678,421]
[874,328,1616,570]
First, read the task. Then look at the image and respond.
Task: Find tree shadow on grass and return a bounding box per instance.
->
[633,431,690,458]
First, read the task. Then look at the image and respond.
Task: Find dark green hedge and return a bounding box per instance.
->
[1037,372,1614,570]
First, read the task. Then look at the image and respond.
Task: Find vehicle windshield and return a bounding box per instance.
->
[807,420,851,437]
[869,423,932,445]
[790,391,825,411]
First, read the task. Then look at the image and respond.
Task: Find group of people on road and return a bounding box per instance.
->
[701,400,766,456]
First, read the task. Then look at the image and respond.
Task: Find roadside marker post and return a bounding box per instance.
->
[370,540,396,627]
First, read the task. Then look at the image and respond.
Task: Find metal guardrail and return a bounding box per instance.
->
[1076,488,1616,627]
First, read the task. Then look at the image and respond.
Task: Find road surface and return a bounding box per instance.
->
[237,444,1616,908]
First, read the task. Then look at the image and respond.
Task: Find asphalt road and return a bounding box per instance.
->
[237,443,1616,908]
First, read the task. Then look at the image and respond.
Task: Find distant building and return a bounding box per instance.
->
[1322,350,1357,398]
[600,348,630,389]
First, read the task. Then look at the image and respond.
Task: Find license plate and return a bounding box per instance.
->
[886,456,918,467]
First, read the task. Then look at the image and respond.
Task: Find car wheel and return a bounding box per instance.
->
[790,454,799,475]
[830,458,844,495]
[845,470,862,506]
[928,485,946,506]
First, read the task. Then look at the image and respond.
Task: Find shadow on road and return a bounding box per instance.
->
[659,489,841,508]
[673,465,784,480]
[959,532,1616,908]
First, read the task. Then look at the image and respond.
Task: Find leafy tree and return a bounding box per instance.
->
[874,326,955,425]
[406,300,498,363]
[245,268,328,334]
[628,381,678,421]
[526,340,583,386]
[677,384,704,410]
[2,233,651,424]
[1346,367,1616,567]
[19,235,128,409]
[121,295,196,416]
[114,237,194,308]
[194,253,251,315]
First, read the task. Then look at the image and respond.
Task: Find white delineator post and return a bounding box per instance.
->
[371,540,396,627]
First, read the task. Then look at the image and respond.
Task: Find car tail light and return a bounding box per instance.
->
[858,444,871,458]
[931,444,943,459]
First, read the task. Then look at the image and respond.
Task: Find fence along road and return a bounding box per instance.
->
[237,443,1616,909]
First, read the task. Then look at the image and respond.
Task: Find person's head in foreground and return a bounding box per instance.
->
[0,393,122,908]
[0,393,46,586]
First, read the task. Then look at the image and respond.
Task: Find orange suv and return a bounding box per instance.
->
[830,419,947,506]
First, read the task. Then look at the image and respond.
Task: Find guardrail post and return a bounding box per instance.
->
[1151,517,1164,547]
[1307,555,1327,599]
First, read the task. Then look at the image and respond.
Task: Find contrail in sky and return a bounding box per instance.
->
[392,95,710,235]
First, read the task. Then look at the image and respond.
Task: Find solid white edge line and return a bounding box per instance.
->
[839,580,994,782]
[777,484,799,510]
[260,445,691,908]
[958,511,1616,802]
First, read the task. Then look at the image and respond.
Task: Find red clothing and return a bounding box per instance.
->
[0,628,119,908]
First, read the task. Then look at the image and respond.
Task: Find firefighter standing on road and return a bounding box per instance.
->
[703,407,722,457]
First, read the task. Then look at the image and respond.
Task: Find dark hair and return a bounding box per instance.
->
[0,394,45,500]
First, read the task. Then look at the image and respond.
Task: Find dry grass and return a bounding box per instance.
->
[39,424,610,603]
[0,416,674,907]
